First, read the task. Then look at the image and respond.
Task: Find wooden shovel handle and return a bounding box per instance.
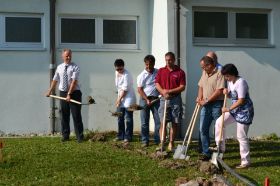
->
[49,95,82,105]
[218,94,227,142]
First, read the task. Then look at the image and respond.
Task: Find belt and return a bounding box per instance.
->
[147,96,159,100]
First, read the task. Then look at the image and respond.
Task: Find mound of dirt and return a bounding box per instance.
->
[89,133,106,142]
[159,160,186,170]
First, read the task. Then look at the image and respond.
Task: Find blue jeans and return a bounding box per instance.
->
[140,98,160,144]
[199,100,223,157]
[117,107,134,141]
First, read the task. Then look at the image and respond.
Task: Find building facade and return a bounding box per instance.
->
[0,0,279,138]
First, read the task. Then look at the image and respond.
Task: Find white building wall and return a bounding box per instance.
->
[180,0,280,138]
[0,0,152,134]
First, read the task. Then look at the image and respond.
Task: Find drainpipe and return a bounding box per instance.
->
[175,0,182,139]
[175,0,180,67]
[49,0,56,134]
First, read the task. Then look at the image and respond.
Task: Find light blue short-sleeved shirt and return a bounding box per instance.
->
[137,68,159,97]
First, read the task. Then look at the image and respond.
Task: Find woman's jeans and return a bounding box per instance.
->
[117,107,134,141]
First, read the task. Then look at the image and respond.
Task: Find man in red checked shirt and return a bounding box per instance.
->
[155,52,186,151]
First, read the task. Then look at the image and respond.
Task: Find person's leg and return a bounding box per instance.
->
[151,101,160,144]
[199,105,212,157]
[60,91,70,140]
[140,98,150,145]
[70,90,84,141]
[124,108,134,142]
[237,123,250,166]
[116,107,125,140]
[169,96,182,150]
[215,112,235,152]
[211,100,223,147]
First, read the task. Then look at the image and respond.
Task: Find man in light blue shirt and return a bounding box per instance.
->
[137,55,160,147]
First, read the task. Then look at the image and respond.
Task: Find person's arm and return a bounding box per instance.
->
[45,80,57,97]
[206,89,223,103]
[156,82,169,99]
[116,90,128,107]
[167,84,185,95]
[222,98,245,113]
[196,86,203,103]
[66,80,78,101]
[138,87,151,105]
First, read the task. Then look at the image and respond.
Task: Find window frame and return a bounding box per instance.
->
[192,7,272,47]
[58,15,139,50]
[0,13,44,50]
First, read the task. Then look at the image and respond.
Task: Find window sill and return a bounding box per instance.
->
[57,47,143,52]
[193,43,275,48]
[0,47,47,51]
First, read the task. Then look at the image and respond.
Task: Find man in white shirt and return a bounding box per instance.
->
[114,59,136,143]
[46,49,84,143]
[137,55,160,147]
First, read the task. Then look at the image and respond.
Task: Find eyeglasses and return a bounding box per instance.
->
[115,68,123,72]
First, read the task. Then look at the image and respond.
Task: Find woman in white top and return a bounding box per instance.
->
[215,63,254,169]
[114,59,136,143]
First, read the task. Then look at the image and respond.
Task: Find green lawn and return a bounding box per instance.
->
[0,136,279,185]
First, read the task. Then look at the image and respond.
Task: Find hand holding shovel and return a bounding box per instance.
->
[211,94,227,168]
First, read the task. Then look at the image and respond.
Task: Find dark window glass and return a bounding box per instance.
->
[5,17,41,42]
[61,18,95,43]
[194,12,228,38]
[103,20,136,44]
[236,13,268,39]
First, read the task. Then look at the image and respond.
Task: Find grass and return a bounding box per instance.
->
[0,135,279,186]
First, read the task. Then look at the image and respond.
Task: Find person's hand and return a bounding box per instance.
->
[146,99,152,106]
[223,88,228,95]
[115,98,121,107]
[222,107,230,113]
[66,94,71,102]
[162,89,170,99]
[45,90,51,97]
[196,97,202,103]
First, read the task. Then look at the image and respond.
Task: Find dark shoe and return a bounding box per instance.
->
[199,154,210,161]
[61,137,69,142]
[77,138,84,143]
[236,164,250,169]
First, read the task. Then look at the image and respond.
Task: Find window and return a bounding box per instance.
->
[0,14,44,49]
[194,12,228,38]
[61,18,95,44]
[103,20,136,44]
[59,16,138,50]
[236,13,268,39]
[193,7,271,47]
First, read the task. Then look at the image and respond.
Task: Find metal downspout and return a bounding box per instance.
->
[175,0,181,139]
[175,0,180,67]
[49,0,56,134]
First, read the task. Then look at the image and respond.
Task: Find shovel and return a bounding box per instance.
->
[127,96,161,111]
[173,103,200,160]
[49,95,95,105]
[160,99,168,152]
[211,94,227,168]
